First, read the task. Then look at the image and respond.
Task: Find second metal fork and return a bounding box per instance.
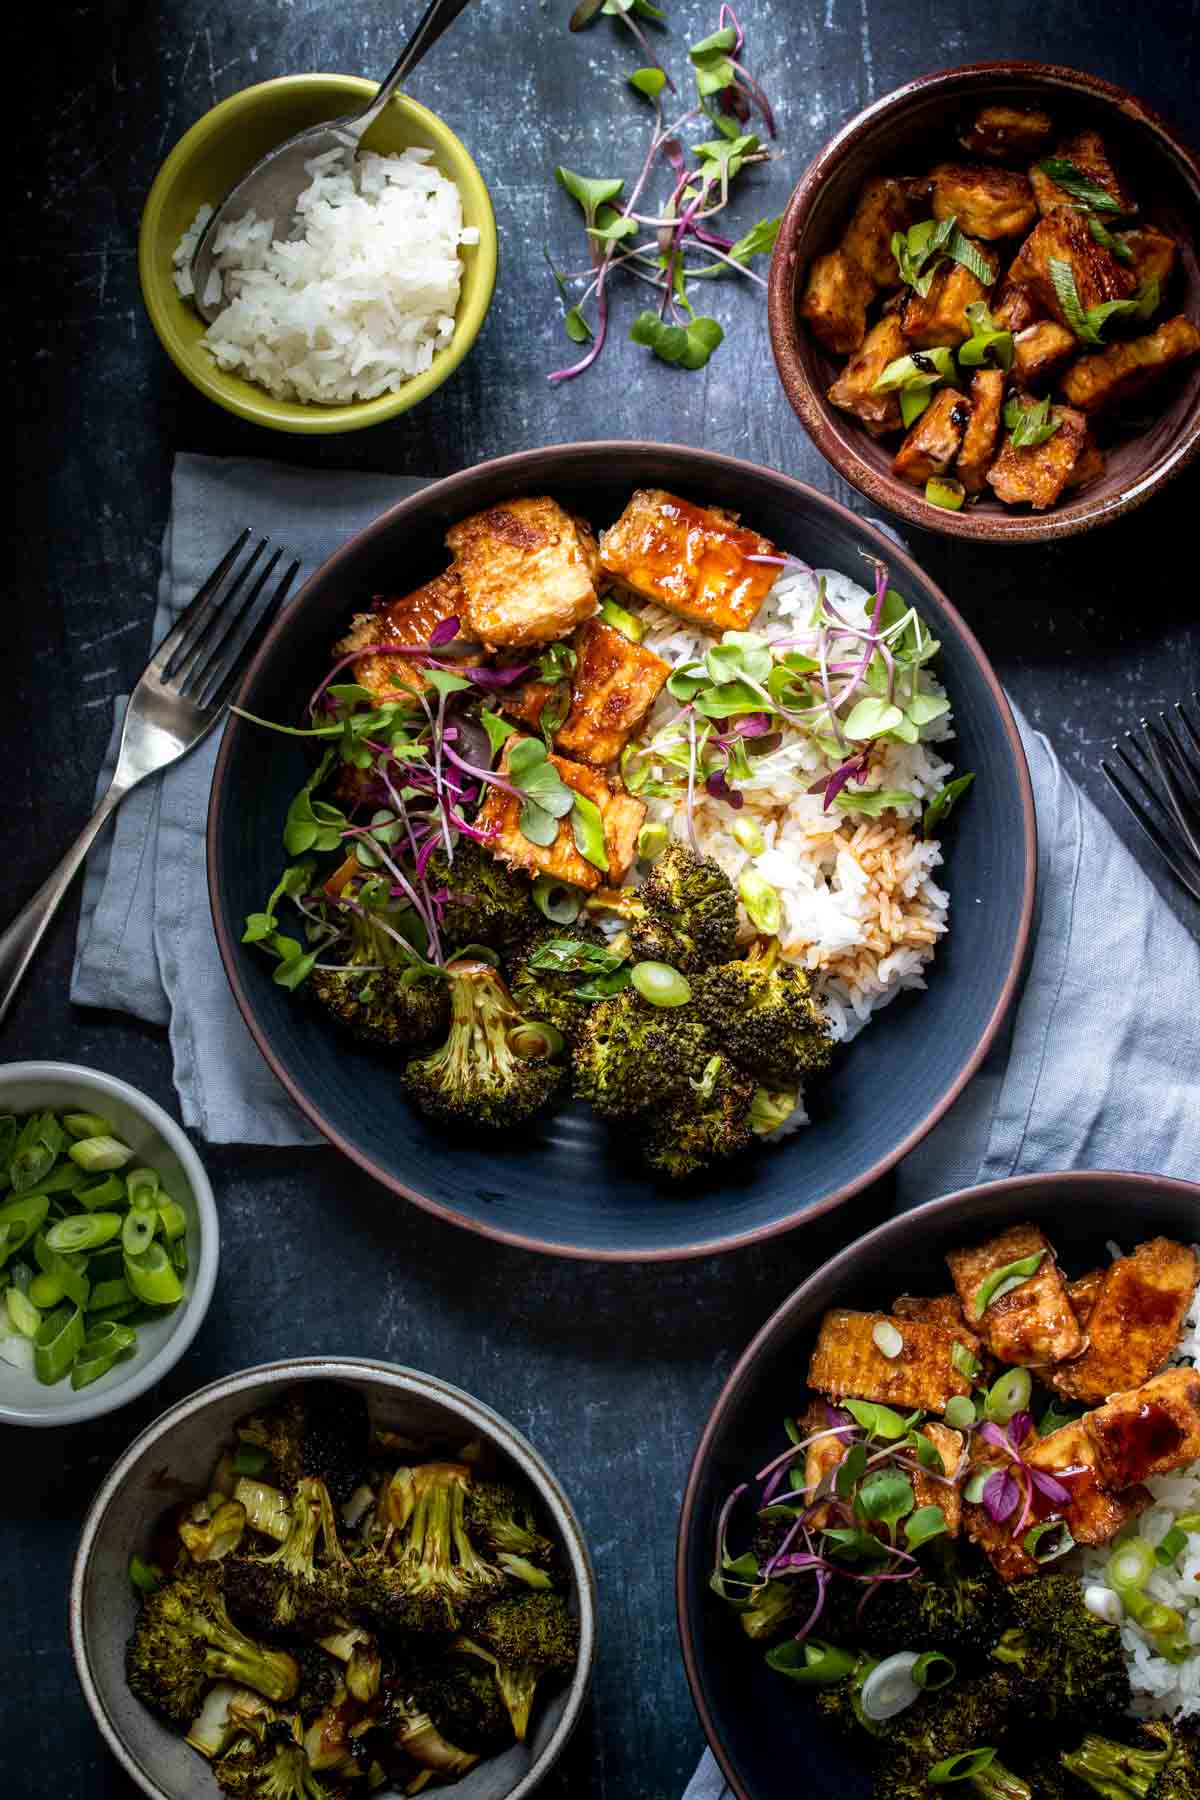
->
[1101,694,1200,906]
[0,531,300,1024]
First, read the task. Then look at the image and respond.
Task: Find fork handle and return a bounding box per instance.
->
[0,782,127,1026]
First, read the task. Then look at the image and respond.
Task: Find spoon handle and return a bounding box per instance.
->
[357,0,479,131]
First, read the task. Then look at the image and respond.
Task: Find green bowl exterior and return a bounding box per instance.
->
[137,75,498,434]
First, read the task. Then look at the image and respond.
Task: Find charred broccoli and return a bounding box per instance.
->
[462,1477,555,1570]
[571,987,709,1118]
[286,1642,343,1722]
[991,1571,1131,1725]
[214,1717,342,1799]
[310,882,449,1051]
[641,1052,756,1179]
[587,843,738,974]
[877,1747,1031,1800]
[425,840,537,957]
[400,960,566,1129]
[843,1551,1013,1660]
[1060,1720,1199,1799]
[880,1673,1026,1797]
[355,1462,504,1638]
[505,921,614,1046]
[375,1684,481,1780]
[691,938,833,1086]
[407,1655,515,1756]
[224,1478,348,1638]
[126,1568,299,1727]
[455,1591,580,1742]
[236,1382,369,1505]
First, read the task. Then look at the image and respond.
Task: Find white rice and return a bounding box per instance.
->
[172,148,478,404]
[630,561,956,1133]
[1078,1263,1200,1718]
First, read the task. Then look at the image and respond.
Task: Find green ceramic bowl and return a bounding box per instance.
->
[138,75,497,434]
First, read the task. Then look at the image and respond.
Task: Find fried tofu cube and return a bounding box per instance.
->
[1051,1239,1199,1404]
[827,315,906,437]
[892,1292,969,1335]
[946,1223,1084,1365]
[806,1309,972,1415]
[956,368,1006,494]
[930,162,1038,240]
[1066,1268,1107,1327]
[798,1402,849,1527]
[959,104,1053,163]
[1025,1421,1151,1548]
[798,249,876,355]
[992,276,1043,334]
[1063,432,1106,491]
[1124,225,1178,294]
[1059,315,1200,414]
[1085,1368,1200,1490]
[841,176,920,288]
[445,497,600,651]
[901,246,998,348]
[1008,209,1136,325]
[476,738,645,891]
[986,403,1088,510]
[1011,319,1077,389]
[1030,129,1137,219]
[915,1422,964,1536]
[598,490,778,636]
[892,388,972,486]
[334,567,464,699]
[553,618,670,766]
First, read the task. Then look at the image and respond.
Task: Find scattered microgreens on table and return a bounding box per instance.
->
[549,4,781,379]
[0,1108,188,1389]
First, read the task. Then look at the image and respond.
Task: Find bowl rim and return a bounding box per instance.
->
[69,1354,597,1800]
[767,58,1200,543]
[206,438,1038,1261]
[137,73,498,436]
[674,1166,1200,1800]
[0,1061,219,1427]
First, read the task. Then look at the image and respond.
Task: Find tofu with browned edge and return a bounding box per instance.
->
[916,1423,964,1536]
[901,247,998,347]
[553,617,670,766]
[1085,1368,1200,1490]
[992,277,1043,334]
[946,1223,1084,1365]
[1011,320,1077,389]
[892,388,972,485]
[930,162,1038,240]
[807,1308,972,1415]
[334,567,464,699]
[841,176,921,287]
[956,369,1006,494]
[1051,1239,1199,1404]
[446,497,600,650]
[827,315,906,437]
[1007,210,1135,325]
[1030,130,1137,219]
[1063,433,1106,492]
[799,249,876,355]
[476,738,644,891]
[599,490,779,635]
[965,1421,1150,1581]
[1123,226,1178,294]
[959,104,1053,163]
[1059,316,1200,414]
[1066,1269,1107,1327]
[986,404,1088,510]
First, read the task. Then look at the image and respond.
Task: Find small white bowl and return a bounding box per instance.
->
[0,1062,218,1427]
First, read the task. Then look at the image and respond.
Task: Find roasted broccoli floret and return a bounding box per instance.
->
[286,1643,343,1722]
[455,1591,580,1742]
[214,1717,341,1799]
[400,960,567,1129]
[126,1568,299,1727]
[572,987,710,1118]
[236,1383,370,1506]
[1060,1720,1198,1799]
[505,921,613,1046]
[641,1052,756,1179]
[587,843,738,973]
[462,1476,555,1570]
[873,1674,1026,1796]
[426,840,537,958]
[407,1655,515,1756]
[691,938,833,1086]
[991,1572,1130,1725]
[843,1551,1013,1660]
[224,1478,349,1638]
[310,885,450,1051]
[355,1462,504,1639]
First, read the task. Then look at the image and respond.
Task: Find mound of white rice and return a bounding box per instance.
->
[1079,1262,1200,1718]
[172,147,477,404]
[631,561,956,1132]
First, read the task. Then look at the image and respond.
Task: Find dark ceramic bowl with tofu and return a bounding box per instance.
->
[677,1170,1200,1800]
[208,441,1034,1259]
[768,62,1200,541]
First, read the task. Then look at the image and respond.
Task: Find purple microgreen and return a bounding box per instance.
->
[981,1469,1020,1525]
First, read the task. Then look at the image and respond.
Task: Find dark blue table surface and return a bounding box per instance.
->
[5,1,1200,1794]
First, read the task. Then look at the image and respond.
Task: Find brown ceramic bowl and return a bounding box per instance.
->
[768,61,1200,542]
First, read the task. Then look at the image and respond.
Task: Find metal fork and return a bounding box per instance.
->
[0,531,300,1024]
[1101,693,1200,906]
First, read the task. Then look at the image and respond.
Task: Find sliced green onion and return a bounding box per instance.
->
[873,346,957,393]
[71,1322,137,1389]
[637,822,669,862]
[507,1021,566,1061]
[1024,1519,1075,1564]
[1173,1512,1200,1531]
[872,1320,904,1359]
[28,1271,65,1309]
[971,1250,1044,1320]
[62,1112,115,1141]
[738,869,782,934]
[951,1340,981,1380]
[929,1749,997,1785]
[76,1175,126,1210]
[0,1193,50,1266]
[630,961,692,1008]
[67,1134,134,1173]
[1083,1584,1124,1625]
[33,1235,89,1310]
[765,1638,857,1685]
[1107,1537,1157,1595]
[87,1277,132,1312]
[913,1650,956,1691]
[44,1212,123,1254]
[1155,1527,1188,1566]
[156,1199,188,1243]
[121,1207,158,1257]
[944,1396,977,1431]
[1124,1588,1184,1639]
[170,1238,189,1278]
[598,596,645,641]
[128,1554,162,1595]
[860,1651,922,1720]
[6,1287,41,1338]
[958,328,1012,371]
[124,1168,160,1208]
[925,477,966,512]
[33,1304,85,1384]
[900,386,933,428]
[123,1243,184,1306]
[532,876,581,924]
[984,1366,1033,1425]
[749,1087,797,1135]
[731,816,765,854]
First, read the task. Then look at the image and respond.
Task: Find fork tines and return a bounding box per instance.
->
[148,531,301,710]
[1101,693,1200,905]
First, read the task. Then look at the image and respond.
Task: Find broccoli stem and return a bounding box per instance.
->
[969,1760,1032,1800]
[1060,1734,1168,1798]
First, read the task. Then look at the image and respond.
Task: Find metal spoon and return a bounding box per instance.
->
[191,0,478,323]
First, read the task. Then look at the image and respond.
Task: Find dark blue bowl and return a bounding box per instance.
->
[676,1172,1200,1799]
[207,442,1035,1260]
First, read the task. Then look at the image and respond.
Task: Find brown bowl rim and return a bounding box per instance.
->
[206,440,1037,1261]
[674,1167,1200,1798]
[767,59,1200,543]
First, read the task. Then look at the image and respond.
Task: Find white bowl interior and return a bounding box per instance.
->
[0,1064,215,1424]
[73,1361,595,1800]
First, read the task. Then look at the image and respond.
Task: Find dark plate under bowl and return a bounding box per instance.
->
[676,1171,1200,1800]
[207,442,1035,1260]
